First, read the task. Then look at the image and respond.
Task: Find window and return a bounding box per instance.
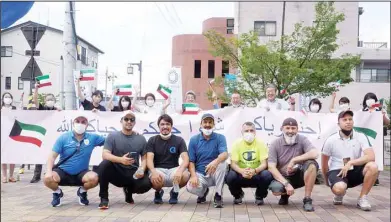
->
[194,60,201,78]
[222,60,229,74]
[227,19,234,27]
[254,21,276,36]
[81,47,87,64]
[208,60,215,78]
[18,77,23,90]
[5,77,11,90]
[1,46,13,57]
[227,28,234,34]
[358,69,390,83]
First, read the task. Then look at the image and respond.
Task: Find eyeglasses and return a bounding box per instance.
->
[123,117,135,122]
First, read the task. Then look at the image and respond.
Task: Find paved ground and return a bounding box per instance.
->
[1,169,390,222]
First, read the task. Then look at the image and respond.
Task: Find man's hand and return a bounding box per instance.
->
[172,169,183,185]
[135,167,145,179]
[150,171,163,184]
[337,162,351,178]
[165,97,171,106]
[189,175,199,188]
[289,96,295,105]
[44,171,58,183]
[240,169,251,179]
[285,183,295,196]
[286,160,295,175]
[205,160,219,176]
[92,108,99,113]
[120,153,134,166]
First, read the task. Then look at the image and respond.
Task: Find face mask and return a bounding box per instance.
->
[160,133,172,140]
[146,100,154,107]
[284,133,297,145]
[366,99,376,107]
[310,105,319,113]
[3,98,12,105]
[243,133,255,143]
[121,101,129,108]
[232,103,240,108]
[201,128,214,136]
[73,123,86,134]
[339,103,349,111]
[46,101,55,108]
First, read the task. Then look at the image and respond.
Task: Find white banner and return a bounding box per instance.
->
[1,108,384,170]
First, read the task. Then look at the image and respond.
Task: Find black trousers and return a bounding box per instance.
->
[225,169,273,199]
[98,160,152,199]
[32,164,42,178]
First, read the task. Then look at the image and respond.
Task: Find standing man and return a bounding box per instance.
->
[213,92,245,109]
[226,122,273,205]
[147,114,190,205]
[257,84,295,111]
[186,113,228,208]
[98,111,151,209]
[43,113,105,207]
[268,118,318,212]
[321,110,378,211]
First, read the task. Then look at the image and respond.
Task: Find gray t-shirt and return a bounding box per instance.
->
[104,131,147,170]
[268,134,315,176]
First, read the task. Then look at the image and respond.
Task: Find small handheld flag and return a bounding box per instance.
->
[75,69,95,81]
[156,84,172,100]
[35,75,52,88]
[115,84,132,96]
[300,107,308,116]
[182,103,199,115]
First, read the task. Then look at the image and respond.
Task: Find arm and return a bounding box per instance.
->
[321,154,330,184]
[329,92,336,113]
[33,84,39,108]
[140,154,147,170]
[178,152,190,173]
[268,162,289,185]
[106,89,116,111]
[349,148,375,166]
[188,137,197,178]
[255,159,268,174]
[214,135,229,163]
[146,152,156,172]
[189,162,197,178]
[383,109,390,125]
[290,149,319,164]
[102,149,124,164]
[46,151,59,173]
[76,79,85,102]
[230,161,244,174]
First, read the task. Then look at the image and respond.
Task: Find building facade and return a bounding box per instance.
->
[235,2,390,111]
[172,17,235,109]
[1,21,104,107]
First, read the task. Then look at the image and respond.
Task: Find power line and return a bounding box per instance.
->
[154,2,176,32]
[170,3,183,26]
[11,49,60,66]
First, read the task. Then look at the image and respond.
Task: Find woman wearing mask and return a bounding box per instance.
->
[134,92,170,116]
[106,88,135,112]
[1,92,17,183]
[329,92,350,113]
[361,93,390,186]
[308,98,322,113]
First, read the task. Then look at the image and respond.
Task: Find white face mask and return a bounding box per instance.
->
[284,133,297,145]
[121,101,130,108]
[73,123,86,134]
[160,133,172,140]
[201,128,214,136]
[339,103,349,111]
[243,132,255,143]
[310,105,319,113]
[46,101,55,108]
[146,100,154,107]
[366,99,376,107]
[3,98,12,105]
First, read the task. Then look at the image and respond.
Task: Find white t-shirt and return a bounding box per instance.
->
[142,106,163,116]
[257,98,290,111]
[322,130,372,171]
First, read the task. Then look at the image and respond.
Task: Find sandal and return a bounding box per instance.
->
[2,177,8,183]
[8,177,16,183]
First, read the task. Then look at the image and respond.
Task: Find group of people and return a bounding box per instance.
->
[1,81,388,213]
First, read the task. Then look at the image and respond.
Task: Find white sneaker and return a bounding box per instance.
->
[333,195,344,205]
[357,195,371,211]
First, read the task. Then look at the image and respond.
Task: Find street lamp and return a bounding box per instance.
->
[127,60,143,95]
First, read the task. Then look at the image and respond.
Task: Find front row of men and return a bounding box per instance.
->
[44,110,379,212]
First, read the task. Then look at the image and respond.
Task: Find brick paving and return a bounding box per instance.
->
[1,168,389,222]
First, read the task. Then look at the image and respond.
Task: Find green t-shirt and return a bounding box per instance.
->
[230,138,268,169]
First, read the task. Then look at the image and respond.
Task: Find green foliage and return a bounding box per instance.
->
[204,2,361,105]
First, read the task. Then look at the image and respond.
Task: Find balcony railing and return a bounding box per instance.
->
[358,41,388,49]
[357,68,390,83]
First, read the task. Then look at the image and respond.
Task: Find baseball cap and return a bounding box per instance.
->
[121,110,135,119]
[74,112,88,122]
[201,113,214,122]
[338,110,353,120]
[282,117,298,127]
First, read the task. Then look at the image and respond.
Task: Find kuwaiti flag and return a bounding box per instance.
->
[300,107,308,116]
[116,84,132,96]
[182,103,199,115]
[157,84,172,99]
[78,69,95,81]
[35,75,51,88]
[9,120,47,147]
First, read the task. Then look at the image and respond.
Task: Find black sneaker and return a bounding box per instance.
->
[169,188,179,204]
[77,187,89,206]
[213,192,223,208]
[123,187,134,204]
[154,190,164,204]
[374,179,379,186]
[98,198,109,210]
[197,188,209,204]
[51,189,64,207]
[233,191,244,205]
[30,177,41,183]
[278,195,289,205]
[303,197,314,212]
[255,197,264,206]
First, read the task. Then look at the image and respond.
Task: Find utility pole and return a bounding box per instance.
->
[59,55,64,109]
[63,1,77,110]
[104,66,108,103]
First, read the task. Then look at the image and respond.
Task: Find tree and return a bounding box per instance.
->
[204,2,361,105]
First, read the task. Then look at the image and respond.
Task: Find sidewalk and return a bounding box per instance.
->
[1,169,390,222]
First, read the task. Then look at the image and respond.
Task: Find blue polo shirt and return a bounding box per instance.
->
[53,131,105,175]
[188,132,227,175]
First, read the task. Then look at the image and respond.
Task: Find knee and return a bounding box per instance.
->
[259,170,273,182]
[151,179,164,188]
[44,176,55,187]
[269,182,284,194]
[332,182,347,195]
[366,162,379,174]
[180,172,190,183]
[89,174,99,185]
[225,170,238,185]
[304,161,318,174]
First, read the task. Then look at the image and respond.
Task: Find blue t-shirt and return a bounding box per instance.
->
[188,132,227,175]
[53,131,105,175]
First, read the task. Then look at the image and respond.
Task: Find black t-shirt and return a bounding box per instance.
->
[38,103,57,110]
[81,99,106,111]
[112,106,122,112]
[146,134,187,169]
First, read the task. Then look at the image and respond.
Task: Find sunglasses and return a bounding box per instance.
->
[123,117,135,122]
[75,119,87,125]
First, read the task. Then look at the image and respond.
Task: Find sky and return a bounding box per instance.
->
[12,2,390,96]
